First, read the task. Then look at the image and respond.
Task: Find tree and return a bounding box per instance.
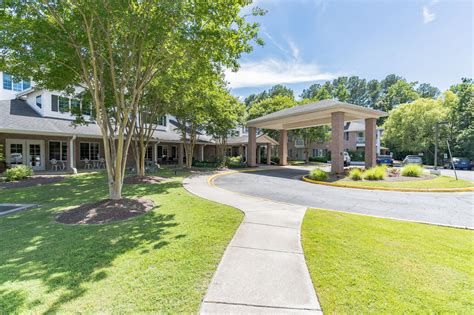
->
[380,80,419,112]
[267,84,295,100]
[248,95,296,140]
[205,90,245,165]
[382,98,449,162]
[346,76,368,105]
[300,83,322,99]
[334,83,349,102]
[417,83,440,99]
[1,0,262,199]
[366,79,381,108]
[448,78,474,159]
[292,127,330,163]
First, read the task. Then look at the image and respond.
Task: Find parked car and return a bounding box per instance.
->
[403,155,423,165]
[376,155,394,167]
[343,151,351,167]
[444,157,472,170]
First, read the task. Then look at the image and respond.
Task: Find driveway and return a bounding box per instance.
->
[214,168,474,229]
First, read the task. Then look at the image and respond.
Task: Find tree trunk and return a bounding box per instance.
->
[108,179,122,200]
[305,148,309,164]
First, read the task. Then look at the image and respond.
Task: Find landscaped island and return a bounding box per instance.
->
[304,165,473,191]
[0,169,242,313]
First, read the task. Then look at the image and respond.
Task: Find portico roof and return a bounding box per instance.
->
[246,99,387,130]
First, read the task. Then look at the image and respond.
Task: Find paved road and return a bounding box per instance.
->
[214,168,474,229]
[438,169,473,182]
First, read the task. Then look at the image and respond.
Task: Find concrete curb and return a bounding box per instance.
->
[301,175,474,193]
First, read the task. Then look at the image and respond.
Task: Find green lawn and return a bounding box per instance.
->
[302,209,474,314]
[0,169,242,313]
[336,175,473,189]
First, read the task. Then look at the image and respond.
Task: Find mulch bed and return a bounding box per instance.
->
[0,175,65,189]
[56,198,155,225]
[123,176,169,185]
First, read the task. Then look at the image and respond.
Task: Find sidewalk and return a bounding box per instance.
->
[183,172,322,314]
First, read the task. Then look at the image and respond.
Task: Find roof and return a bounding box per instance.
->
[344,120,384,132]
[227,134,278,146]
[247,99,387,130]
[0,100,211,143]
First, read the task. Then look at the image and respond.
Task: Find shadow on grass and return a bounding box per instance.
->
[0,173,182,313]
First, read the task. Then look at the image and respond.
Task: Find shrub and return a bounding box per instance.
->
[401,164,423,177]
[308,156,328,163]
[349,168,363,180]
[4,165,34,182]
[308,168,329,181]
[226,156,247,168]
[363,165,386,180]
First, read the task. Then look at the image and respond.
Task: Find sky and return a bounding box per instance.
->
[226,0,473,99]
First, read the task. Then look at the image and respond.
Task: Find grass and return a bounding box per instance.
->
[401,164,424,177]
[302,209,474,314]
[363,165,386,180]
[337,175,473,189]
[0,168,242,313]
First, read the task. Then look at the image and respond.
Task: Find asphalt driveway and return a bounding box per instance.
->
[214,168,474,229]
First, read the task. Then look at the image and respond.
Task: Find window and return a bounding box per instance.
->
[71,99,80,114]
[2,73,31,91]
[145,146,153,161]
[157,145,168,159]
[36,95,42,108]
[49,141,68,161]
[158,115,167,126]
[51,95,58,112]
[344,132,349,141]
[3,73,12,90]
[80,142,99,160]
[358,132,364,138]
[82,102,91,116]
[171,146,177,159]
[58,96,69,113]
[10,143,23,165]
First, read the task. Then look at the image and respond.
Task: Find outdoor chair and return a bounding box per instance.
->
[83,158,92,169]
[50,159,59,171]
[98,157,105,169]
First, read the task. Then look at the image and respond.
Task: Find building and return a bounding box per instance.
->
[0,72,216,172]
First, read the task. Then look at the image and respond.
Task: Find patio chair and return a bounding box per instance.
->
[50,159,59,171]
[98,157,105,169]
[83,158,92,169]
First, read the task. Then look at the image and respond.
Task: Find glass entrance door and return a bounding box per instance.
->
[28,144,41,168]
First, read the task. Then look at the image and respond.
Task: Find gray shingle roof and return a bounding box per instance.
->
[0,100,212,143]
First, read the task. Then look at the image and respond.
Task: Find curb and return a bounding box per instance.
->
[301,176,474,193]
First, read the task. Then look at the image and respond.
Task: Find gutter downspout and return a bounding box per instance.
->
[70,135,77,174]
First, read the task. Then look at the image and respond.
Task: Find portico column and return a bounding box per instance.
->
[178,143,184,167]
[256,145,261,164]
[69,135,77,173]
[266,144,272,165]
[278,129,288,166]
[247,127,257,167]
[200,144,205,161]
[365,118,377,168]
[331,112,345,173]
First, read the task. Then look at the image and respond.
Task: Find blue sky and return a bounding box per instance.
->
[226,0,473,99]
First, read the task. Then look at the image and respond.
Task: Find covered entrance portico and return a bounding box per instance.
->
[246,100,387,173]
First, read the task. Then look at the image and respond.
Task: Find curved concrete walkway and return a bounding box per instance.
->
[183,174,322,314]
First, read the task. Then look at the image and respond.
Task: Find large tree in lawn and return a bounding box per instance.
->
[0,0,262,199]
[0,0,183,199]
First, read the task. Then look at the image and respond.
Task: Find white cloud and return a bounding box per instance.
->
[286,38,300,60]
[225,59,341,88]
[422,6,436,23]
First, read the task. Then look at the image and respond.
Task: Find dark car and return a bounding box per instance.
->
[376,155,394,167]
[444,157,472,170]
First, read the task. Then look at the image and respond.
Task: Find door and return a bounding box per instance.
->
[5,139,45,171]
